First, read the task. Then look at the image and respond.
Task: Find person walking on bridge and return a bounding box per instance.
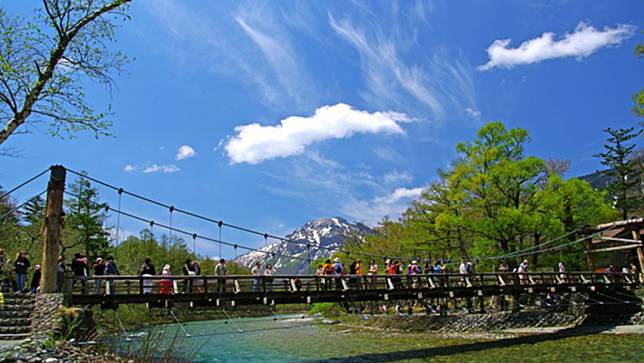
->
[368,259,378,289]
[264,263,273,292]
[182,259,195,293]
[56,256,66,293]
[139,257,155,294]
[92,258,105,295]
[408,260,421,289]
[160,264,172,294]
[251,262,262,292]
[71,253,89,295]
[105,256,120,295]
[517,260,529,285]
[333,258,344,290]
[321,259,334,291]
[215,259,228,294]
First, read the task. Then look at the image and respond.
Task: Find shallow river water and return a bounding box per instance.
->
[110,314,644,362]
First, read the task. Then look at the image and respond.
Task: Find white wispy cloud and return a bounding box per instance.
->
[383,170,413,185]
[176,145,196,160]
[225,103,411,164]
[464,107,481,120]
[143,164,180,174]
[258,152,423,226]
[123,164,136,173]
[478,22,635,71]
[341,187,424,226]
[145,1,317,110]
[328,11,477,118]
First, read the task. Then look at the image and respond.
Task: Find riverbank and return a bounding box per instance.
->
[102,312,644,362]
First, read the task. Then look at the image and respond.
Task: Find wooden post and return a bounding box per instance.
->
[631,224,644,283]
[586,238,596,272]
[40,165,66,293]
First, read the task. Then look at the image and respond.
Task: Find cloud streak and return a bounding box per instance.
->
[328,11,477,119]
[225,103,411,164]
[479,22,635,70]
[341,186,424,225]
[143,164,180,174]
[145,1,317,110]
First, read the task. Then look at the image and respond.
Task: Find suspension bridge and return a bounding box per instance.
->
[2,165,643,312]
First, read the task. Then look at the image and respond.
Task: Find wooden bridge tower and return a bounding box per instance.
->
[40,165,66,292]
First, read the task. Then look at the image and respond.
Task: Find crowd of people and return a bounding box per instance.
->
[0,247,640,296]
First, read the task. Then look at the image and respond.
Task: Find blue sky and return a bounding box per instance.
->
[2,0,643,259]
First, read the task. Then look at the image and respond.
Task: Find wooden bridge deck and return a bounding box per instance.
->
[66,272,640,307]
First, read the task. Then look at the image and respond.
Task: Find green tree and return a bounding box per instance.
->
[0,0,131,146]
[595,127,643,220]
[447,122,547,257]
[535,176,617,270]
[64,174,110,260]
[0,186,19,254]
[20,194,46,261]
[635,31,644,118]
[349,121,617,271]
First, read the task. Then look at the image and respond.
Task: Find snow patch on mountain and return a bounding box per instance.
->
[235,217,373,274]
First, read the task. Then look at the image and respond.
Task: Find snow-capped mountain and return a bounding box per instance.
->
[235,217,374,274]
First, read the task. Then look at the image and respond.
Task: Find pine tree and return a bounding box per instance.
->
[595,127,643,220]
[64,174,111,260]
[0,186,19,247]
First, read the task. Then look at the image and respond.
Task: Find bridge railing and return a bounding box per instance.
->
[65,271,639,297]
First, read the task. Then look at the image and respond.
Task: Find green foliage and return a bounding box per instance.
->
[110,230,249,276]
[308,302,345,318]
[0,1,131,145]
[350,122,617,271]
[633,32,644,118]
[63,174,111,260]
[0,187,42,265]
[595,127,643,220]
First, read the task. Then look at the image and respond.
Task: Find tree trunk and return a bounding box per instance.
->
[40,165,66,293]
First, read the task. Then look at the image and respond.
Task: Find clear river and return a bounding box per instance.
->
[108,314,644,362]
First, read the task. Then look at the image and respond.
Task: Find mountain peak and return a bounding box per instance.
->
[235,217,373,274]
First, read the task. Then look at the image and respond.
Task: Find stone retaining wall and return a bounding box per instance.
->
[0,294,125,363]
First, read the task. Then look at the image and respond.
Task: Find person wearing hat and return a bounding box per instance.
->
[160,264,172,294]
[105,256,119,295]
[408,260,420,275]
[139,257,155,294]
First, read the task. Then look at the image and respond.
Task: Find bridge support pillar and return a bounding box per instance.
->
[631,227,644,283]
[40,166,66,293]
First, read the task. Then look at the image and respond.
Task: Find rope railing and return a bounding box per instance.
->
[64,271,640,306]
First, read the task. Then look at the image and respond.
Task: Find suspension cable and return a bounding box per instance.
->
[64,167,397,260]
[0,167,50,201]
[63,167,600,264]
[115,188,123,245]
[64,191,309,262]
[0,189,48,223]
